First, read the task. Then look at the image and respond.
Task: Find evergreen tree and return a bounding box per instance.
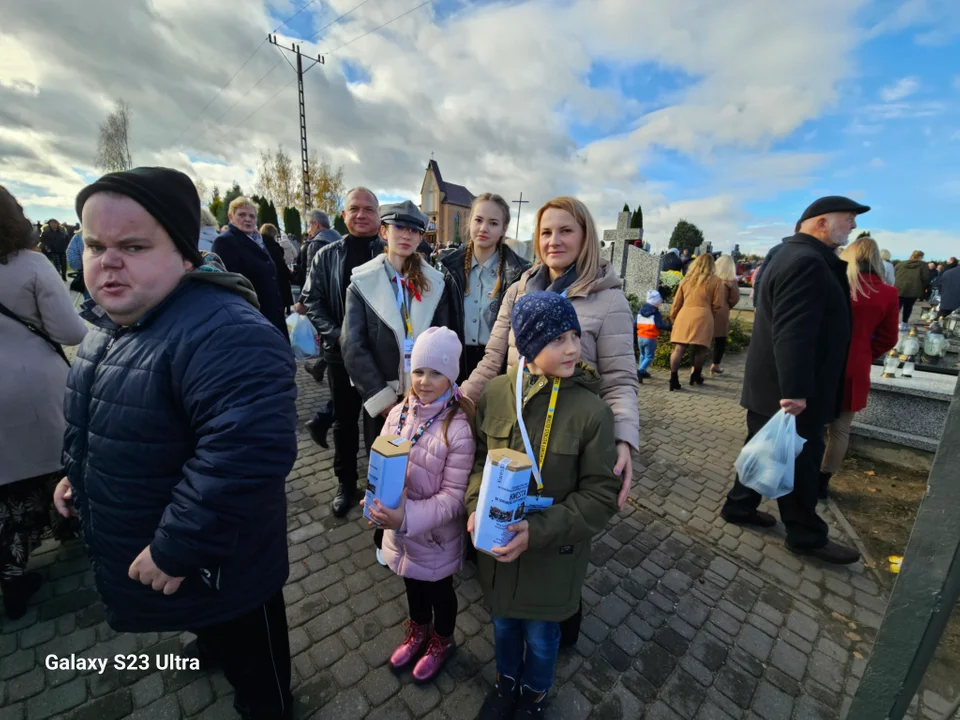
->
[255,196,274,228]
[218,183,244,227]
[333,214,348,236]
[622,203,630,214]
[208,186,223,223]
[668,219,704,252]
[283,207,302,239]
[630,204,643,229]
[267,201,280,229]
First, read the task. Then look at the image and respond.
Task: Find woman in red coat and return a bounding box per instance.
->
[819,235,899,498]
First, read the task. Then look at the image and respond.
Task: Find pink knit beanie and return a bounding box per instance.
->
[411,327,462,385]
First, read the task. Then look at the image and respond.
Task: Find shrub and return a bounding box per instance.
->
[650,317,752,369]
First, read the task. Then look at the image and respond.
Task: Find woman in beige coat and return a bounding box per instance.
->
[668,253,723,390]
[462,196,639,499]
[710,254,742,376]
[0,187,87,618]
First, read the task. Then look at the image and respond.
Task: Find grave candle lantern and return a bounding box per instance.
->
[923,322,948,363]
[881,350,900,378]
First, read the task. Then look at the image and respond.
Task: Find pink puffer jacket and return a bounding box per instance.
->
[380,394,476,582]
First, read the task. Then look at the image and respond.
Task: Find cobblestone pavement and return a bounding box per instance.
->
[0,354,951,719]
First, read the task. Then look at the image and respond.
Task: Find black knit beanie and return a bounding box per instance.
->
[76,167,203,266]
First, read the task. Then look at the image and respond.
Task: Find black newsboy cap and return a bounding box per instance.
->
[76,167,203,266]
[799,195,871,224]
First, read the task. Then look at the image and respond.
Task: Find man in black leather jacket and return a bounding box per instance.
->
[302,187,384,516]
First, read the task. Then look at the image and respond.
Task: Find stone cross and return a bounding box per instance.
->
[603,211,641,281]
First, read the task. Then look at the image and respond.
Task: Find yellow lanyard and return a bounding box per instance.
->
[537,377,561,475]
[393,273,413,337]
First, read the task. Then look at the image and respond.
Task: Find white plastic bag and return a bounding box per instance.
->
[286,313,320,360]
[733,410,806,499]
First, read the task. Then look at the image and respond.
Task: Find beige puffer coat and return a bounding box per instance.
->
[462,260,640,451]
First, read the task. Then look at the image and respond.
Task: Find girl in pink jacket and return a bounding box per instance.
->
[364,326,476,682]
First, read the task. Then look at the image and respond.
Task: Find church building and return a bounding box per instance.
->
[419,160,475,247]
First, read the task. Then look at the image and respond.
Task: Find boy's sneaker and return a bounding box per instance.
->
[376,547,387,566]
[478,673,519,719]
[515,686,547,717]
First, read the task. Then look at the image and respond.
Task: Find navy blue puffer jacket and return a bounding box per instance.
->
[63,272,297,632]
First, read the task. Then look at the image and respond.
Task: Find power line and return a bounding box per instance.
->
[214,0,433,141]
[303,0,377,43]
[323,0,432,55]
[171,0,321,146]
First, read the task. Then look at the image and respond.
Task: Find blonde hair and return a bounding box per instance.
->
[199,207,217,228]
[403,386,476,445]
[715,255,737,282]
[532,196,600,298]
[259,223,279,240]
[909,250,924,261]
[880,249,891,261]
[680,253,716,290]
[228,196,256,217]
[841,236,885,301]
[463,193,511,297]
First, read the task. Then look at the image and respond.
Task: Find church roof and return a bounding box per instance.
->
[427,159,475,208]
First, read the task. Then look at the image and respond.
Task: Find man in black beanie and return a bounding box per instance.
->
[55,167,297,719]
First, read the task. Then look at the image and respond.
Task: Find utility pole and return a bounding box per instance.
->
[511,192,529,241]
[268,34,323,223]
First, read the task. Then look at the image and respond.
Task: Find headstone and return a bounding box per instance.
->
[603,211,640,279]
[603,212,661,300]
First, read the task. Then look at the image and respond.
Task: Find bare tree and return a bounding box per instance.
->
[273,146,296,211]
[194,178,209,205]
[300,151,345,218]
[94,100,133,173]
[255,146,297,211]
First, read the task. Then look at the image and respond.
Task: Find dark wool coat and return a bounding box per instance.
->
[741,233,852,425]
[212,225,287,335]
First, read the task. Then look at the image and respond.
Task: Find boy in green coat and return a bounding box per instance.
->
[466,291,620,718]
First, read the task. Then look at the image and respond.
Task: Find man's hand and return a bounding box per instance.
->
[492,520,529,563]
[367,490,406,531]
[780,398,807,416]
[614,442,633,510]
[53,478,77,518]
[128,547,184,595]
[293,302,306,315]
[466,512,476,535]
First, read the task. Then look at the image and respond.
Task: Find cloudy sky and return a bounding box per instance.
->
[2,0,959,258]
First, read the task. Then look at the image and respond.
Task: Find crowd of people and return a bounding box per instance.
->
[1,169,950,718]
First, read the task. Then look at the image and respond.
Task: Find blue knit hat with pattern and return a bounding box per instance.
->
[511,291,581,362]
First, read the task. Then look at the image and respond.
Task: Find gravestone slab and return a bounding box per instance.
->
[603,212,660,299]
[851,366,958,452]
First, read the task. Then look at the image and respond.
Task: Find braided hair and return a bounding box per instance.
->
[463,193,511,298]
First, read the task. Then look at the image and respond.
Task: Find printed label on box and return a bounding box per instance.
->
[364,435,412,526]
[473,448,534,555]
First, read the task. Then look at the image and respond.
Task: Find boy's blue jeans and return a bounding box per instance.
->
[638,338,658,372]
[491,617,561,694]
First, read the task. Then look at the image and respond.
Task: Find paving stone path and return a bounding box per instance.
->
[0,352,952,719]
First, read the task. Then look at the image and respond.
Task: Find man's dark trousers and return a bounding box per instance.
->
[327,360,384,486]
[722,410,829,549]
[51,252,67,280]
[192,590,291,720]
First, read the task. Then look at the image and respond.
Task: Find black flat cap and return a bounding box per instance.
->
[380,200,428,232]
[799,196,871,224]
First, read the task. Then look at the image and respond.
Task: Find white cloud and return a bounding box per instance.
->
[954,75,960,90]
[879,76,920,102]
[868,229,960,260]
[868,157,885,169]
[0,0,918,257]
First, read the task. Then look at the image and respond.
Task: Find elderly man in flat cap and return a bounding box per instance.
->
[722,195,870,565]
[55,167,297,719]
